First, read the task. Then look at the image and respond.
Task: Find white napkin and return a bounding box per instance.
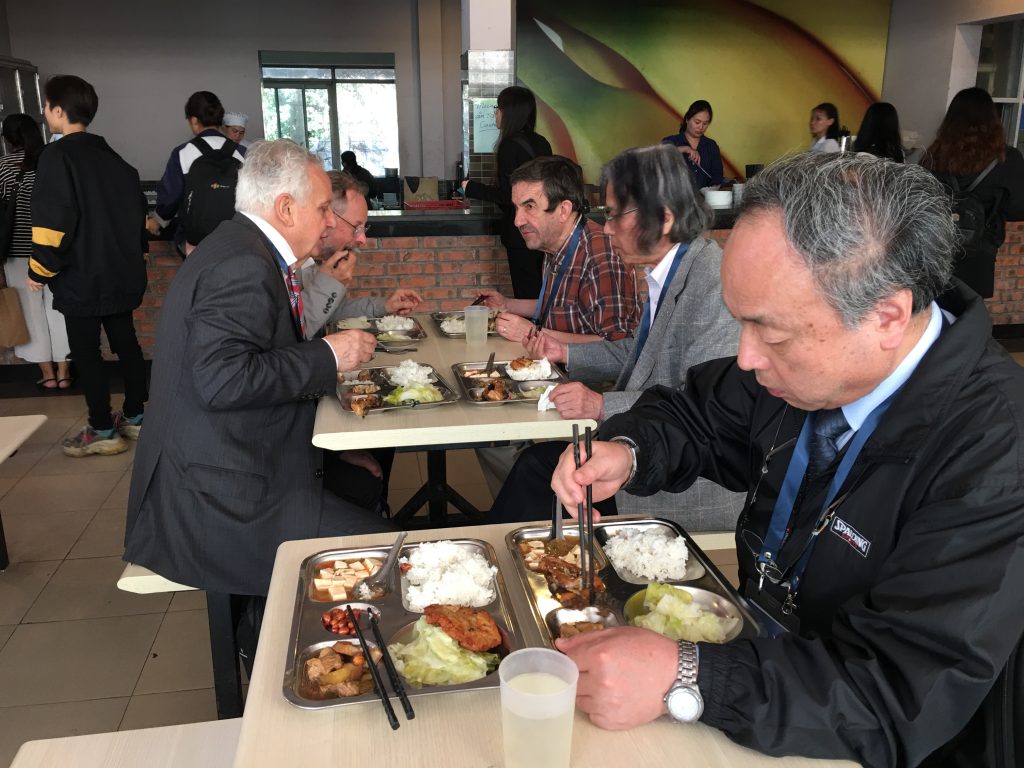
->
[537,384,558,411]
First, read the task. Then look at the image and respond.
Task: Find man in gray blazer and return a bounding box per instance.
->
[124,140,395,601]
[490,144,742,531]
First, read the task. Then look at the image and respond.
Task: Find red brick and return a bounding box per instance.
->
[357,265,386,276]
[437,249,475,261]
[403,276,438,287]
[389,263,425,275]
[359,277,399,289]
[423,236,461,248]
[377,237,419,248]
[423,288,456,299]
[461,262,500,273]
[459,235,499,246]
[404,250,438,262]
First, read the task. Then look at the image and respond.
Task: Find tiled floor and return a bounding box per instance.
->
[0,393,493,766]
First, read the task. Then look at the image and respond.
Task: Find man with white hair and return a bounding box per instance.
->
[222,111,249,147]
[125,140,396,609]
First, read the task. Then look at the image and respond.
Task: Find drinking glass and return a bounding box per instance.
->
[464,305,489,347]
[499,648,578,768]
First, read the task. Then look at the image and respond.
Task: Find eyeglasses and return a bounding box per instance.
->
[603,207,639,224]
[334,211,370,236]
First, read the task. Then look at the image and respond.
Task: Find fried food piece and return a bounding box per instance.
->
[560,621,605,639]
[482,380,507,401]
[424,604,502,652]
[350,394,381,418]
[510,357,534,370]
[350,383,380,395]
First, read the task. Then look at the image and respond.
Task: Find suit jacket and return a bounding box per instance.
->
[124,214,341,595]
[298,266,386,338]
[566,236,742,530]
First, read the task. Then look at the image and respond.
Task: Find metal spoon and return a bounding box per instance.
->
[483,351,496,375]
[352,531,408,598]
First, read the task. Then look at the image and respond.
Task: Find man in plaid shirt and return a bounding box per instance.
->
[480,156,640,344]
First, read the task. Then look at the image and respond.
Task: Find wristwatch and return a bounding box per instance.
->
[664,640,703,723]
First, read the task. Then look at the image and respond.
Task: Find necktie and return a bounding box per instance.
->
[285,265,306,339]
[806,408,849,476]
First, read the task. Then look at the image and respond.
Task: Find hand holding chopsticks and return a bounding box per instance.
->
[572,425,599,606]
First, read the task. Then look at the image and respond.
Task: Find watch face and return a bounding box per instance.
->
[666,686,703,722]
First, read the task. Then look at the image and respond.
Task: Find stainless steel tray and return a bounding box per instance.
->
[505,517,761,648]
[450,360,569,405]
[328,316,427,347]
[283,538,524,710]
[336,363,459,416]
[430,310,499,339]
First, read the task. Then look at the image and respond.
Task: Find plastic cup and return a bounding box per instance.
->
[499,648,578,768]
[464,305,489,347]
[732,183,746,206]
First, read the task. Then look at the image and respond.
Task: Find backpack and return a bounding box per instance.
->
[946,159,998,250]
[180,137,241,246]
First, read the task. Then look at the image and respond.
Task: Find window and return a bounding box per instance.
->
[976,20,1024,148]
[260,54,400,174]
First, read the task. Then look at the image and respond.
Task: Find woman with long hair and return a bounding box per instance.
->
[0,113,71,388]
[661,99,724,188]
[921,87,1024,297]
[462,86,552,298]
[809,102,841,153]
[853,102,905,162]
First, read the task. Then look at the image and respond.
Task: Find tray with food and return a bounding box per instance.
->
[430,310,499,338]
[450,357,568,405]
[283,538,525,710]
[328,314,428,347]
[336,360,459,417]
[506,517,760,648]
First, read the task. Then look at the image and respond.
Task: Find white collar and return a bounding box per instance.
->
[240,211,297,267]
[645,242,681,288]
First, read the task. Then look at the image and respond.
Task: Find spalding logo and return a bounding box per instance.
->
[831,517,871,558]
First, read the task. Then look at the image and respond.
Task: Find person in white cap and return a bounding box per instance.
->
[222,111,249,147]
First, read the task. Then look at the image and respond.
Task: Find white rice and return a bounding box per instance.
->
[603,528,689,581]
[336,315,371,329]
[506,358,552,381]
[440,315,465,334]
[388,360,434,387]
[376,314,415,332]
[401,540,497,611]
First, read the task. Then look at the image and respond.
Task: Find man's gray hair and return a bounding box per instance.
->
[326,170,368,212]
[740,152,956,327]
[600,144,712,252]
[235,139,322,215]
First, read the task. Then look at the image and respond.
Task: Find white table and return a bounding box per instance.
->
[313,314,597,523]
[0,414,47,569]
[232,523,858,768]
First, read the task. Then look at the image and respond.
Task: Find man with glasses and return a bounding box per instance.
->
[299,170,422,337]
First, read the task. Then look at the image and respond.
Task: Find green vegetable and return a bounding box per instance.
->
[388,617,500,686]
[631,583,734,643]
[383,384,443,405]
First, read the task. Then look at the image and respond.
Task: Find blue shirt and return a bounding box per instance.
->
[661,133,724,188]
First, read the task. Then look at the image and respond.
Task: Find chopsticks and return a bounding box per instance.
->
[584,426,596,606]
[370,611,415,721]
[572,425,592,605]
[551,493,562,541]
[345,605,399,730]
[470,293,487,306]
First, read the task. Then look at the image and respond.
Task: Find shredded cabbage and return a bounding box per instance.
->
[383,383,443,405]
[388,617,500,686]
[631,583,737,644]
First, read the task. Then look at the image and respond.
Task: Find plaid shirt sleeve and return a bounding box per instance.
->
[575,228,640,340]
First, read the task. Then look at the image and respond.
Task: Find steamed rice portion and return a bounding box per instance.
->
[506,358,552,381]
[603,528,689,581]
[388,360,434,387]
[376,314,415,332]
[401,540,497,612]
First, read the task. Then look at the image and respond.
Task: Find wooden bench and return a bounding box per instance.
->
[118,564,243,719]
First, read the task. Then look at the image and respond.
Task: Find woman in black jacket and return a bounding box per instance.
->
[853,102,905,162]
[921,87,1024,297]
[462,86,552,298]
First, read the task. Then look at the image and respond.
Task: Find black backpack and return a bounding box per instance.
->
[946,159,998,250]
[180,137,241,246]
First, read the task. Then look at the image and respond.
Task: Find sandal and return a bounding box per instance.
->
[36,378,58,390]
[57,378,74,389]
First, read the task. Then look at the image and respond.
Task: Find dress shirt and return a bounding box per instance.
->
[643,242,682,322]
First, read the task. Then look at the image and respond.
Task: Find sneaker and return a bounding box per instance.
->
[112,410,144,440]
[62,425,129,457]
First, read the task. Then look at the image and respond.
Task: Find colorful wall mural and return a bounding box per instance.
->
[515,0,891,182]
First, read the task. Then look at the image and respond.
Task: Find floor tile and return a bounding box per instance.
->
[32,439,136,476]
[67,507,127,559]
[21,415,80,446]
[24,556,171,623]
[133,609,213,695]
[0,697,129,768]
[445,448,487,485]
[389,450,423,489]
[0,624,13,653]
[119,688,217,731]
[101,471,133,511]
[453,482,493,512]
[1,508,95,563]
[0,476,15,501]
[0,614,162,706]
[1,395,88,418]
[1,471,122,514]
[0,560,60,624]
[0,443,46,479]
[168,590,207,612]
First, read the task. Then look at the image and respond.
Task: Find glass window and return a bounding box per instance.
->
[976,20,1024,148]
[261,66,332,80]
[334,67,395,82]
[335,82,399,175]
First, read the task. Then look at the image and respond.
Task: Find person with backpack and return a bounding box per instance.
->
[921,87,1024,298]
[146,91,245,255]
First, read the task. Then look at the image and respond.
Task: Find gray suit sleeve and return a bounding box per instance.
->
[301,268,346,338]
[567,337,635,382]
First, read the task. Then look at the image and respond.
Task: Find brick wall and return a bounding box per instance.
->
[2,222,1022,365]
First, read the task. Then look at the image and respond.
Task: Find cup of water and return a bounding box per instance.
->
[464,305,489,347]
[499,647,579,768]
[732,182,746,206]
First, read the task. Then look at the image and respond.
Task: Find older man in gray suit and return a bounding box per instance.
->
[490,144,742,531]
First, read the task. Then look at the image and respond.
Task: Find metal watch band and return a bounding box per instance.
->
[677,640,698,686]
[608,436,639,485]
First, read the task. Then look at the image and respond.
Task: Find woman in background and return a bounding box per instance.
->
[661,99,724,189]
[462,86,552,298]
[921,87,1024,297]
[853,102,905,162]
[0,113,70,388]
[809,102,841,153]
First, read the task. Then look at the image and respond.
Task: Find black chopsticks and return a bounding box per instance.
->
[572,424,598,605]
[470,293,487,306]
[585,426,596,606]
[346,605,399,730]
[483,351,496,375]
[370,610,415,721]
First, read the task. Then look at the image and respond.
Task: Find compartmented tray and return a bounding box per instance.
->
[328,316,428,347]
[450,360,569,405]
[283,538,524,710]
[430,310,499,339]
[336,363,459,416]
[505,517,761,648]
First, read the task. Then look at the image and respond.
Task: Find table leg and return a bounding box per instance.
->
[206,592,244,719]
[394,448,486,527]
[0,508,8,570]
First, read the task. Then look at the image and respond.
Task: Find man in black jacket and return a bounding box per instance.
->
[551,152,1024,767]
[29,75,149,457]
